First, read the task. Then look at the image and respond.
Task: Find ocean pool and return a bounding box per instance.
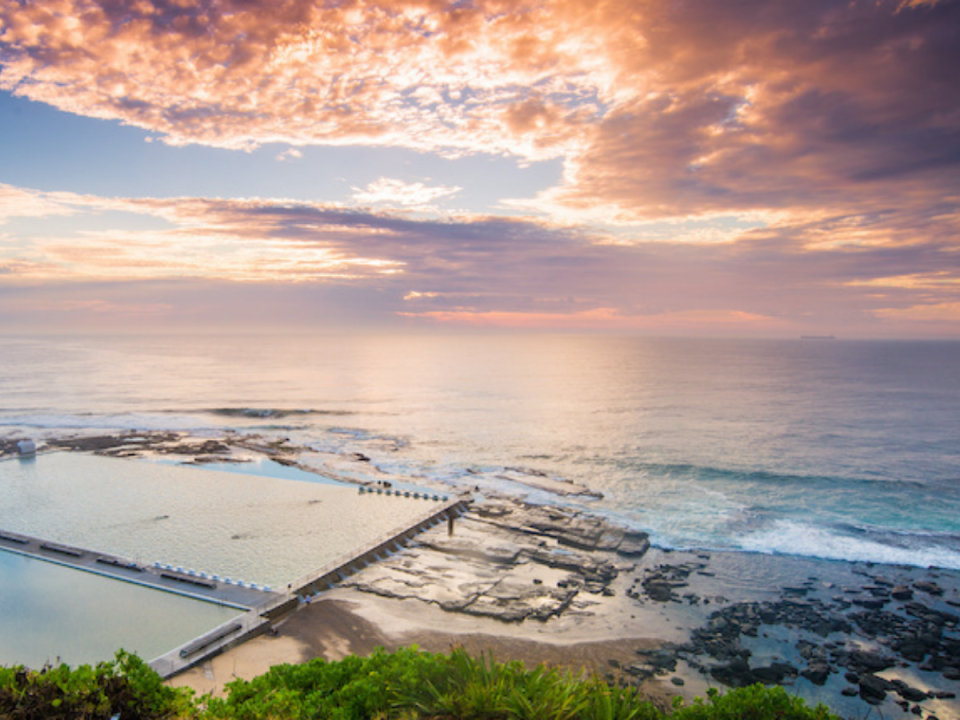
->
[0,452,446,588]
[0,550,241,668]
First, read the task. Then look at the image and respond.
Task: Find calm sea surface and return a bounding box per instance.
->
[2,333,959,570]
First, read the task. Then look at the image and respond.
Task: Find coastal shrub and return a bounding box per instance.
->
[0,647,840,720]
[670,686,836,720]
[0,650,194,719]
[207,646,668,720]
[207,648,839,720]
[204,646,452,720]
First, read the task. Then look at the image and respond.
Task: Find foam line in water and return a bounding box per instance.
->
[738,519,960,570]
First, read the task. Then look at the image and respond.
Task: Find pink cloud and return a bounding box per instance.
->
[1,182,958,335]
[1,0,956,238]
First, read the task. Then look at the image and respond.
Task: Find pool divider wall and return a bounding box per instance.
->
[0,530,266,610]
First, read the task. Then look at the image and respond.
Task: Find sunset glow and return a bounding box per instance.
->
[1,0,958,336]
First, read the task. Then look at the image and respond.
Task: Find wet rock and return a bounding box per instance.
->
[752,663,798,685]
[617,531,651,558]
[635,648,679,674]
[800,662,830,686]
[626,664,655,680]
[859,673,893,704]
[898,685,930,702]
[670,676,685,686]
[892,585,915,601]
[853,597,888,610]
[914,581,945,596]
[904,602,958,626]
[897,640,929,663]
[644,581,675,602]
[711,658,755,688]
[848,649,896,673]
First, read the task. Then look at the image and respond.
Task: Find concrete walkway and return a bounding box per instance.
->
[0,529,274,609]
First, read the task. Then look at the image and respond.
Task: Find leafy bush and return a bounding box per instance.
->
[204,646,837,720]
[0,647,839,720]
[0,650,194,719]
[670,686,835,720]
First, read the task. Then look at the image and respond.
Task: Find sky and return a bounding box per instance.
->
[0,0,958,337]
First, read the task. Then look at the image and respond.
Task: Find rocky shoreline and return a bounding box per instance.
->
[342,494,960,719]
[4,431,960,718]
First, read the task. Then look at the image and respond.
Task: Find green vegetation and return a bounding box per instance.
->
[0,650,193,719]
[1,647,838,720]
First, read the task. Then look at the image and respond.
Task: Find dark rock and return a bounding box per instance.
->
[711,659,755,688]
[935,691,955,699]
[913,580,944,596]
[898,685,929,702]
[910,705,922,715]
[643,649,679,672]
[670,677,685,686]
[892,585,914,601]
[859,673,893,704]
[841,687,859,697]
[844,671,860,684]
[752,663,797,685]
[800,662,830,686]
[904,601,958,625]
[898,640,929,663]
[849,649,896,673]
[625,664,655,680]
[644,581,675,602]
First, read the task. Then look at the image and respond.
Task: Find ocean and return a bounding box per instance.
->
[3,333,959,572]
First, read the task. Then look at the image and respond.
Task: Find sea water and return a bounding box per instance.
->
[0,452,446,588]
[1,333,959,572]
[0,550,240,668]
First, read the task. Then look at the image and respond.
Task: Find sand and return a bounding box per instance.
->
[168,591,672,706]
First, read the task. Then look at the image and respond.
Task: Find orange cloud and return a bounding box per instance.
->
[0,0,599,159]
[1,0,956,237]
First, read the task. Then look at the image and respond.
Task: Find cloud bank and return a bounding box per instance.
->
[1,0,958,334]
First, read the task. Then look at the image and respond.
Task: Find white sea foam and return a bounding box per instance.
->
[0,412,218,433]
[738,519,960,570]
